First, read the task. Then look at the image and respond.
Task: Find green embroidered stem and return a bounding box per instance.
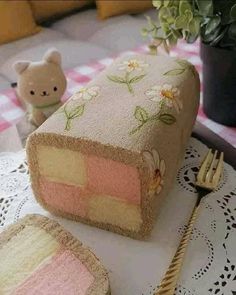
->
[130,112,160,135]
[107,72,145,95]
[65,118,72,131]
[124,72,133,94]
[130,102,176,135]
[62,103,85,131]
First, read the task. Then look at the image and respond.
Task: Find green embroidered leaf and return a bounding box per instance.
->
[159,113,176,125]
[129,74,146,84]
[134,106,149,123]
[152,0,162,9]
[175,59,189,68]
[107,75,126,83]
[69,104,85,119]
[163,68,185,76]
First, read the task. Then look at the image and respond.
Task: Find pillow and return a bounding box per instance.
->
[96,0,153,19]
[0,1,40,45]
[30,0,94,22]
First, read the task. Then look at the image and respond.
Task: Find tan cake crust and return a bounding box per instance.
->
[27,133,151,239]
[0,214,110,295]
[27,54,200,240]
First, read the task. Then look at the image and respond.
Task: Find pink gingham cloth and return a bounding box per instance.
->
[0,41,236,147]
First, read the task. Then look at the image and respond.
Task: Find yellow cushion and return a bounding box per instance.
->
[30,0,94,22]
[96,0,153,20]
[0,1,40,45]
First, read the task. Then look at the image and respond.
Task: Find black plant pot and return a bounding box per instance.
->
[200,42,236,127]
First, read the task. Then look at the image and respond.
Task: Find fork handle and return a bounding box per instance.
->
[154,205,200,295]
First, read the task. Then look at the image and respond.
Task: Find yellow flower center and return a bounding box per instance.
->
[161,89,175,100]
[149,169,162,192]
[128,61,139,69]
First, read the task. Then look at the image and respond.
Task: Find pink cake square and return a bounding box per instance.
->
[14,250,94,295]
[40,178,88,217]
[87,154,141,204]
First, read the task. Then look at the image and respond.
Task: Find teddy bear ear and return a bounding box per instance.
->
[43,49,61,66]
[13,61,30,74]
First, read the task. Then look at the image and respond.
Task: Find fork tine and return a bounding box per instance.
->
[196,149,213,184]
[205,150,218,183]
[212,152,224,189]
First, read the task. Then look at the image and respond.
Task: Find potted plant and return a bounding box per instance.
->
[142,0,236,126]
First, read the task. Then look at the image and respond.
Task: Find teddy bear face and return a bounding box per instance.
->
[17,61,66,107]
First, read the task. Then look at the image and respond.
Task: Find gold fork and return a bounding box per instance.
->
[155,149,224,295]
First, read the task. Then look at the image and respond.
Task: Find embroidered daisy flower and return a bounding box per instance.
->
[73,86,100,101]
[145,84,182,113]
[118,59,149,73]
[143,149,166,195]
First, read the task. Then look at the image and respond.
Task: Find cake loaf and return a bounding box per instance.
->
[27,54,200,239]
[0,214,110,295]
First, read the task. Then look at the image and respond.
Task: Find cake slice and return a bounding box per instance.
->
[0,214,110,295]
[27,54,200,239]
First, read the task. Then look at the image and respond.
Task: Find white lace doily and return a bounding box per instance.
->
[0,138,235,295]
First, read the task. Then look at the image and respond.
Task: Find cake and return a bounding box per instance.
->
[0,214,110,295]
[27,54,200,239]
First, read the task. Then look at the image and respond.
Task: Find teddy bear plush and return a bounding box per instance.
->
[14,49,67,127]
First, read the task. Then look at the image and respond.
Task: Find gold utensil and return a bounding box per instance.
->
[155,149,224,295]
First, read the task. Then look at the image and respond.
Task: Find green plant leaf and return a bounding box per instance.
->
[230,4,236,20]
[134,106,149,123]
[179,0,191,15]
[188,17,201,36]
[163,0,170,7]
[141,27,148,36]
[107,75,126,83]
[205,16,221,35]
[163,68,185,76]
[69,104,85,118]
[175,15,188,29]
[159,113,176,125]
[195,0,213,16]
[129,74,146,83]
[152,0,162,9]
[159,6,171,21]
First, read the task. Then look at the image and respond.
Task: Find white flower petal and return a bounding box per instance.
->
[126,67,134,72]
[77,92,84,98]
[118,66,126,71]
[88,89,97,96]
[152,85,161,91]
[172,87,180,96]
[150,96,161,102]
[82,92,92,101]
[143,150,155,174]
[152,149,160,169]
[145,89,158,97]
[163,84,172,90]
[90,86,100,92]
[160,160,166,176]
